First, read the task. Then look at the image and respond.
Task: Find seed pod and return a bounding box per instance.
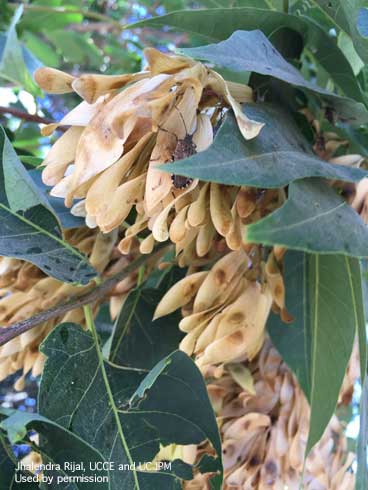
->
[42,127,84,186]
[140,234,155,254]
[210,183,233,236]
[187,182,209,227]
[236,187,256,218]
[196,222,216,258]
[152,182,196,242]
[96,174,146,233]
[193,250,248,313]
[154,271,208,319]
[34,67,75,93]
[86,133,151,217]
[170,205,189,243]
[72,72,148,104]
[226,203,243,250]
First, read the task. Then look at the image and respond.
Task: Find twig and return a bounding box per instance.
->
[0,106,53,125]
[0,244,169,347]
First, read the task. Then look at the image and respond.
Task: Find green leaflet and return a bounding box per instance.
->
[356,374,368,490]
[29,169,85,230]
[162,105,368,188]
[0,126,96,284]
[181,30,368,124]
[310,1,368,64]
[0,431,40,489]
[247,178,368,258]
[268,252,363,452]
[108,286,184,368]
[129,7,365,103]
[0,6,41,94]
[36,323,223,489]
[0,410,109,490]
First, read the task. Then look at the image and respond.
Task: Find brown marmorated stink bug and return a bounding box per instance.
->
[160,106,197,189]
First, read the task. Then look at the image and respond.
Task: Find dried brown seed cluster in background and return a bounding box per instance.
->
[0,228,140,388]
[185,340,357,490]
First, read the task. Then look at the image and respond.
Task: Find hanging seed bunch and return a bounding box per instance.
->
[186,340,356,490]
[33,49,277,263]
[0,228,141,389]
[154,247,290,366]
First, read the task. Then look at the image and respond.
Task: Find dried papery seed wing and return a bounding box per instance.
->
[85,132,152,217]
[352,177,368,209]
[34,67,75,93]
[69,114,137,197]
[19,326,42,350]
[145,164,174,215]
[226,203,243,250]
[194,313,223,353]
[118,236,135,255]
[144,47,192,75]
[154,271,208,320]
[50,174,87,202]
[125,217,149,237]
[41,95,112,136]
[192,114,213,152]
[197,327,251,366]
[140,233,155,254]
[265,252,286,311]
[207,70,264,140]
[96,173,146,233]
[193,250,248,313]
[72,71,149,104]
[274,416,289,457]
[169,205,190,243]
[210,183,233,236]
[179,323,206,356]
[179,307,220,333]
[175,226,198,257]
[89,230,118,273]
[329,154,364,167]
[32,354,45,378]
[196,221,216,257]
[42,127,84,186]
[236,187,257,218]
[152,181,197,242]
[273,246,286,262]
[0,337,21,359]
[225,81,253,103]
[188,182,209,227]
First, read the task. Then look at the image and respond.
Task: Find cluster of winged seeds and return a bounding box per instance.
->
[154,249,290,367]
[34,48,272,263]
[0,228,139,388]
[185,340,358,490]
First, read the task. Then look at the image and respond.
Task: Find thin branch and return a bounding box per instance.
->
[0,106,53,125]
[0,244,169,347]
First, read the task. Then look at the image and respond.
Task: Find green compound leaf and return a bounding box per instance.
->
[109,286,184,369]
[130,7,366,103]
[162,105,368,188]
[181,29,368,124]
[0,126,96,284]
[310,1,368,64]
[36,323,222,489]
[247,178,368,258]
[0,410,109,489]
[0,6,41,94]
[268,252,362,452]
